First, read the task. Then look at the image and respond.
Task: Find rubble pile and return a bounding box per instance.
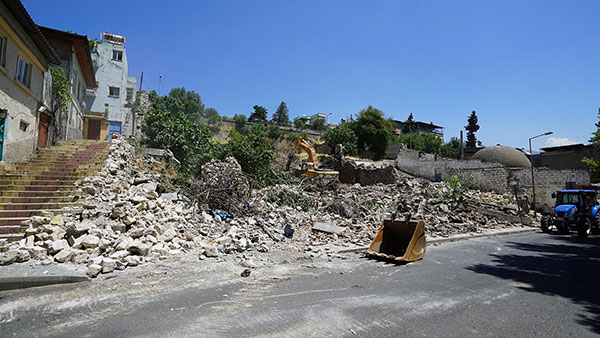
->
[0,138,526,276]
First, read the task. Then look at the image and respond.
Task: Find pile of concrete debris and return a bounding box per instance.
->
[0,139,526,277]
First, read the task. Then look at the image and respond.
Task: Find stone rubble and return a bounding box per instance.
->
[0,136,526,277]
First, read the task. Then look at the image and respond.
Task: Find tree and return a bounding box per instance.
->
[465,110,480,149]
[582,108,600,181]
[441,137,462,159]
[402,113,416,134]
[167,87,205,123]
[204,107,220,125]
[310,117,327,131]
[272,101,290,126]
[322,124,358,156]
[248,105,268,123]
[293,117,308,130]
[349,105,394,159]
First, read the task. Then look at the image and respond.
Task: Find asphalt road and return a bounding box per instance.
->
[1,232,599,337]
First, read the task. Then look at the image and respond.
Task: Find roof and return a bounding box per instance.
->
[472,145,532,168]
[540,143,588,152]
[392,119,444,129]
[1,0,60,65]
[38,26,96,88]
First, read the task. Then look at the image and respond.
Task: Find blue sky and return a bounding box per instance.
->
[24,0,600,151]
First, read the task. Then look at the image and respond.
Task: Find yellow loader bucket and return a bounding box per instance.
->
[365,219,426,262]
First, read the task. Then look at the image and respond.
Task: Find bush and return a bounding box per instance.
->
[142,104,221,177]
[350,106,394,159]
[225,130,275,180]
[442,172,477,202]
[322,124,358,156]
[267,124,282,140]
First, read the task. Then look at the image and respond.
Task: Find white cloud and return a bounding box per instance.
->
[544,137,579,147]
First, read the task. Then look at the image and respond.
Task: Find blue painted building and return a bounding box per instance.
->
[85,32,136,140]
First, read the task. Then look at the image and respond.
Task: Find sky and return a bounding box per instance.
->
[23,0,600,151]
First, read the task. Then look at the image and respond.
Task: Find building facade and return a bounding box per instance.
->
[85,32,136,140]
[0,0,60,163]
[392,119,444,140]
[38,26,96,143]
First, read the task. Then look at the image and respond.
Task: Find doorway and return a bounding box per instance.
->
[88,119,101,140]
[37,113,49,148]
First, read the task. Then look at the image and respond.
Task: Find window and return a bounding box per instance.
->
[16,56,31,87]
[126,87,133,100]
[19,120,28,132]
[112,50,123,61]
[109,86,120,97]
[0,34,6,67]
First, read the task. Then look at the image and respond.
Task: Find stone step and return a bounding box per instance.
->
[0,171,98,178]
[0,218,28,226]
[0,190,74,197]
[0,179,79,186]
[0,185,78,192]
[0,232,27,241]
[0,225,26,235]
[0,195,78,204]
[0,202,81,211]
[0,208,82,218]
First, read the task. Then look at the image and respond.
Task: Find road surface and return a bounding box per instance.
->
[1,232,599,337]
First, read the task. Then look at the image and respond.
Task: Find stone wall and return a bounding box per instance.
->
[396,147,591,209]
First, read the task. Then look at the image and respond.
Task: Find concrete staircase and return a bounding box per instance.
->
[0,140,110,241]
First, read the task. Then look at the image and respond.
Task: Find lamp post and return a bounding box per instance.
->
[529,131,553,217]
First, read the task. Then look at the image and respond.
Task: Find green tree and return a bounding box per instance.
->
[398,132,423,151]
[142,103,221,176]
[167,87,205,123]
[322,124,358,156]
[422,133,443,154]
[465,110,480,149]
[582,108,600,181]
[204,107,220,125]
[293,116,308,130]
[249,105,268,123]
[441,137,462,159]
[350,106,394,159]
[402,113,416,134]
[272,101,290,126]
[310,117,327,131]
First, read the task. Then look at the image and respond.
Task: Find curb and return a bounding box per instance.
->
[0,275,90,291]
[336,227,540,254]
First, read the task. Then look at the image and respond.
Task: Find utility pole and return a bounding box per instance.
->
[460,131,464,160]
[529,131,553,217]
[158,74,162,96]
[139,72,143,91]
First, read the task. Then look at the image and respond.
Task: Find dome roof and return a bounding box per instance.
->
[472,145,531,168]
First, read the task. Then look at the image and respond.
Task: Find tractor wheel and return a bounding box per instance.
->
[592,215,600,235]
[540,215,551,233]
[577,218,592,238]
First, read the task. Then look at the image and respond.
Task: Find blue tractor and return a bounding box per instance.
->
[541,190,600,237]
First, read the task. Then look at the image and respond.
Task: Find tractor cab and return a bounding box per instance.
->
[543,189,599,237]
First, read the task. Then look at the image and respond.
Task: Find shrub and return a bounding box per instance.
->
[322,124,358,156]
[349,106,394,159]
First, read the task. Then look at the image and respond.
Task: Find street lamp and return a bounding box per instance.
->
[529,131,553,217]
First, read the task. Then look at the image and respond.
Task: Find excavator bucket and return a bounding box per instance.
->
[365,218,426,262]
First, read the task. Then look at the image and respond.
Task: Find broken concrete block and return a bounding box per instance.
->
[54,249,73,263]
[312,222,346,235]
[86,264,102,278]
[48,239,69,255]
[101,258,116,273]
[81,235,100,249]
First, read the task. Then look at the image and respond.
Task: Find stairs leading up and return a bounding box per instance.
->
[0,140,109,241]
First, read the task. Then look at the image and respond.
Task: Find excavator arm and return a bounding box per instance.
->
[292,137,319,169]
[287,137,338,177]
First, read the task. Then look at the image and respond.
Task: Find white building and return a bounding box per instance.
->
[85,32,136,140]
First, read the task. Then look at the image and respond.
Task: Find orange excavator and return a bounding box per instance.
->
[287,137,338,177]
